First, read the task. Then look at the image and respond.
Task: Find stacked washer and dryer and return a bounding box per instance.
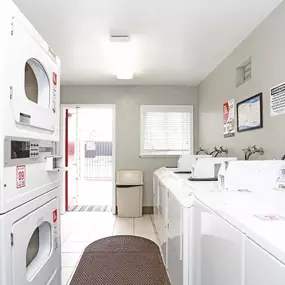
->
[0,1,62,285]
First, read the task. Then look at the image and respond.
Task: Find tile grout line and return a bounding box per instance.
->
[112,216,117,236]
[66,252,83,285]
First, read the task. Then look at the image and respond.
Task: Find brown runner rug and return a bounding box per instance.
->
[70,235,171,285]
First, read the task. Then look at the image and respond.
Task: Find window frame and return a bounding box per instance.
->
[140,105,194,157]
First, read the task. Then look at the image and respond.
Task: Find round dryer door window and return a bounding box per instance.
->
[25,59,50,108]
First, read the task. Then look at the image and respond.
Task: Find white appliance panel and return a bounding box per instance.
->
[193,200,245,285]
[245,238,285,285]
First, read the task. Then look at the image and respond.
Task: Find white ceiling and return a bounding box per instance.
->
[14,0,283,86]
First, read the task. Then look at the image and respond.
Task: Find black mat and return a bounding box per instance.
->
[70,235,171,285]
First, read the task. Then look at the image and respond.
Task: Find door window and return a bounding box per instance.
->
[26,222,52,280]
[25,59,50,108]
[26,228,39,267]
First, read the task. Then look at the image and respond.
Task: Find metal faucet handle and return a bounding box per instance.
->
[242,147,250,152]
[252,145,264,154]
[219,146,228,153]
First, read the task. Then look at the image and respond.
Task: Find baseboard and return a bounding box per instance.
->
[115,206,153,215]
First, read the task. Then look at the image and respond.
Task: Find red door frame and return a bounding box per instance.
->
[65,109,69,212]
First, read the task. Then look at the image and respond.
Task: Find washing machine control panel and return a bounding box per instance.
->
[4,137,56,167]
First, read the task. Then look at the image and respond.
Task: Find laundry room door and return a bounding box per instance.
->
[65,108,80,211]
[63,105,116,214]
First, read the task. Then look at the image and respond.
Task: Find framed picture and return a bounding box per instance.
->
[237,93,263,132]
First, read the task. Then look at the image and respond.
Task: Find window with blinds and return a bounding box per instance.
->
[140,105,193,156]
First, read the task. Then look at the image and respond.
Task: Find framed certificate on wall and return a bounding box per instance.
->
[237,93,263,132]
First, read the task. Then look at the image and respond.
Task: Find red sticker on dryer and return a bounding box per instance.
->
[53,72,57,85]
[16,165,26,188]
[53,210,58,223]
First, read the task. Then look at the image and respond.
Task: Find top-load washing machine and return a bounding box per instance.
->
[0,0,62,214]
[153,157,238,285]
[193,190,285,285]
[193,160,285,285]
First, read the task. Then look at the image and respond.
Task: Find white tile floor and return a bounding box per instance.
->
[61,212,157,285]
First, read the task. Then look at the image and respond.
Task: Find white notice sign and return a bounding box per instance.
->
[271,82,285,116]
[275,167,285,192]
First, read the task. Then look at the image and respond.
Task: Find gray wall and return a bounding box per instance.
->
[198,1,285,160]
[61,86,198,206]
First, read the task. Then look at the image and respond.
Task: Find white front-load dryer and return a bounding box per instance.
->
[0,0,61,142]
[0,188,61,285]
[0,1,62,214]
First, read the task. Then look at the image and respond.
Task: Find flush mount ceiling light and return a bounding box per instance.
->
[110,35,134,80]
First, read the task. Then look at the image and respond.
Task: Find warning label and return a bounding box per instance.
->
[53,209,59,250]
[254,214,285,221]
[238,189,252,193]
[53,209,58,223]
[52,72,57,114]
[271,82,285,116]
[16,165,26,188]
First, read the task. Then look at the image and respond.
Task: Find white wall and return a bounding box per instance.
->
[61,85,198,206]
[198,1,285,160]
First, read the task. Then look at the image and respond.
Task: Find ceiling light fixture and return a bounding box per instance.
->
[110,35,134,80]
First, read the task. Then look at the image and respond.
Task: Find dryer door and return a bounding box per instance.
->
[12,198,60,285]
[9,16,59,133]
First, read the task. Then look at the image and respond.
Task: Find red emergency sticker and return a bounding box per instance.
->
[16,165,26,188]
[53,72,57,85]
[53,209,58,223]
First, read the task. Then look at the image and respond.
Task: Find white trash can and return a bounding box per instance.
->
[116,170,143,218]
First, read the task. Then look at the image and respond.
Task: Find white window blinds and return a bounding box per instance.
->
[140,105,193,156]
